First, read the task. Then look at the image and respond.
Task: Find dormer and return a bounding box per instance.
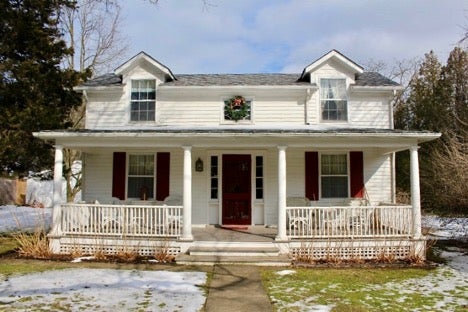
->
[115,51,176,83]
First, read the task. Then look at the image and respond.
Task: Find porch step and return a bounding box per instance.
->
[175,254,291,266]
[188,246,280,257]
[175,245,291,266]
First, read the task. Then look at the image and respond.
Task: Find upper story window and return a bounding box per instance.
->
[320,79,347,122]
[130,80,156,121]
[224,96,251,122]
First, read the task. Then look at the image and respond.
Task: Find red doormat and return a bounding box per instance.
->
[221,225,249,231]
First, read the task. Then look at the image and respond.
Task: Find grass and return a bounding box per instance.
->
[0,234,18,255]
[261,266,467,312]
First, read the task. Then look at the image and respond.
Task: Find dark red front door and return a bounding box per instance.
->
[222,154,251,225]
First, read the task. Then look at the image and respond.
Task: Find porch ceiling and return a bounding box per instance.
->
[34,127,440,152]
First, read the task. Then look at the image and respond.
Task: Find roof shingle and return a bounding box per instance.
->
[80,71,399,88]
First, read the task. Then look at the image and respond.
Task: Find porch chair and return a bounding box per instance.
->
[67,205,90,232]
[286,197,311,230]
[97,198,123,231]
[163,195,183,232]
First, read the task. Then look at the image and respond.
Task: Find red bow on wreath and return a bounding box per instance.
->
[230,96,245,109]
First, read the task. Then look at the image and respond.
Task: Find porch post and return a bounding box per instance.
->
[276,146,288,241]
[51,145,63,234]
[181,146,193,240]
[410,145,422,238]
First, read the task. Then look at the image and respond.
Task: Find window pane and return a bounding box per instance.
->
[322,176,348,198]
[128,177,154,198]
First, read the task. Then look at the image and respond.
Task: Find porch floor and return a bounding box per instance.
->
[192,225,277,242]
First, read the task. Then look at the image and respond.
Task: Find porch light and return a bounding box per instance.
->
[195,158,204,172]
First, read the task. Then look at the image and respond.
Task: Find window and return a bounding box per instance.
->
[321,154,348,198]
[320,79,347,121]
[224,97,252,121]
[130,80,156,121]
[210,156,218,199]
[255,156,263,199]
[128,155,154,199]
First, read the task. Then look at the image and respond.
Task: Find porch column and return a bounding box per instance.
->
[181,146,193,240]
[276,146,288,241]
[410,146,422,238]
[51,145,63,235]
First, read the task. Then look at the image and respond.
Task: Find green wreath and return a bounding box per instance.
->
[225,96,249,121]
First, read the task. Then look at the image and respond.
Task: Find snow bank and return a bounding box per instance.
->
[422,215,468,241]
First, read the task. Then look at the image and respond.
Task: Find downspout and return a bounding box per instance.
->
[305,88,311,125]
[390,89,396,203]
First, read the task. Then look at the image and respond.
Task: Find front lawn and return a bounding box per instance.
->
[262,264,467,311]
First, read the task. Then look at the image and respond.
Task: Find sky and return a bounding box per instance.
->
[118,0,467,74]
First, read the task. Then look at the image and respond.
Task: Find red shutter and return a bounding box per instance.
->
[156,152,170,201]
[350,151,364,198]
[305,152,319,201]
[112,152,126,200]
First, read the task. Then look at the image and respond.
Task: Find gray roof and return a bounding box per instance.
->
[81,73,122,87]
[354,72,400,87]
[80,71,398,88]
[162,74,310,86]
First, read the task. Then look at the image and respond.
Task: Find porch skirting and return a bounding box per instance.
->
[48,233,426,263]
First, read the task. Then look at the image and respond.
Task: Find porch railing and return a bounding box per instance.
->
[59,203,183,238]
[286,205,413,239]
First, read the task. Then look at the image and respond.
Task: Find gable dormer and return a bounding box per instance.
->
[112,52,174,123]
[115,51,176,83]
[299,49,364,84]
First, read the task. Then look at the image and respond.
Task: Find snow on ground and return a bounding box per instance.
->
[0,268,206,311]
[0,205,52,232]
[422,215,468,241]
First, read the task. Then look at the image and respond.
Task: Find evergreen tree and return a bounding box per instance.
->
[0,0,84,176]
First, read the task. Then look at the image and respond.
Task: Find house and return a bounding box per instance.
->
[34,50,440,263]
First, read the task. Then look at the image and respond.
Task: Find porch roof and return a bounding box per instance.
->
[34,127,440,152]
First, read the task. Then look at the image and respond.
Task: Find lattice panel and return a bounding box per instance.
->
[59,242,180,257]
[291,245,412,261]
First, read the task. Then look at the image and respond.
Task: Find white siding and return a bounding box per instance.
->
[364,150,393,204]
[82,152,113,201]
[85,91,127,130]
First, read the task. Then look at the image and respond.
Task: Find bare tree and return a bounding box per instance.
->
[59,0,129,202]
[61,0,128,74]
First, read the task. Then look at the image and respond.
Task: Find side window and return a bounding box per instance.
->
[255,156,264,199]
[320,79,347,122]
[224,96,251,122]
[321,154,348,198]
[210,156,218,199]
[130,80,156,121]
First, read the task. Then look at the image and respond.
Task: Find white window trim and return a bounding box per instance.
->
[318,77,350,124]
[126,153,156,200]
[126,76,159,124]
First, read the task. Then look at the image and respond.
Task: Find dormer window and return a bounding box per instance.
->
[130,80,156,121]
[320,79,347,122]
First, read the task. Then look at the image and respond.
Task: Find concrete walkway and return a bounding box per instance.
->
[204,265,273,312]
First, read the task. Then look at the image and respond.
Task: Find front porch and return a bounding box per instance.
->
[49,203,425,263]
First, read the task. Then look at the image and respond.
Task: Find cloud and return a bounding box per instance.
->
[120,0,467,74]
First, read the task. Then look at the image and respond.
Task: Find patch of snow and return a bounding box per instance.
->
[0,205,51,232]
[276,269,296,276]
[422,215,468,241]
[0,268,206,311]
[71,256,96,263]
